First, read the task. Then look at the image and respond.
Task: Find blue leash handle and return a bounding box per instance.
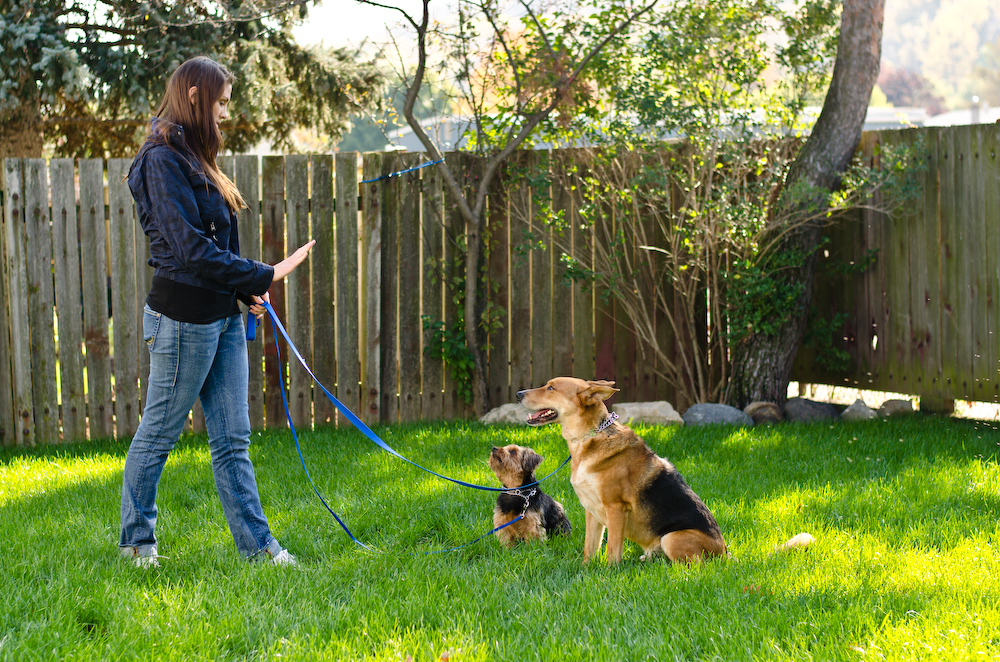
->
[254,302,569,552]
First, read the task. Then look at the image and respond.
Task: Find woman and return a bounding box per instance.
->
[119,55,314,567]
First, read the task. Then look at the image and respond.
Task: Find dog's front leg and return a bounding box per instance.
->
[583,510,605,563]
[603,503,627,564]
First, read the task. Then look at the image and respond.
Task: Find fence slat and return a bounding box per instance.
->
[398,153,423,422]
[441,153,466,417]
[486,159,511,407]
[261,156,287,428]
[570,152,595,383]
[531,154,554,386]
[77,160,113,439]
[380,153,402,423]
[967,126,991,402]
[234,155,265,429]
[25,159,59,443]
[51,159,87,442]
[310,154,337,427]
[420,154,444,419]
[984,127,1000,402]
[361,153,383,425]
[509,151,533,393]
[551,150,574,379]
[335,153,361,426]
[285,155,312,429]
[0,160,13,445]
[2,158,33,445]
[107,158,139,438]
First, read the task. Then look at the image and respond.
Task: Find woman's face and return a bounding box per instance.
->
[213,83,233,128]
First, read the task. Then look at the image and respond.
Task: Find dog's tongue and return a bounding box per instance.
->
[527,409,556,424]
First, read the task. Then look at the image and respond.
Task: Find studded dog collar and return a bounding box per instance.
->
[595,411,619,434]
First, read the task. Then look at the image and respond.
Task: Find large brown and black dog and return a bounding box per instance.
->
[517,377,728,564]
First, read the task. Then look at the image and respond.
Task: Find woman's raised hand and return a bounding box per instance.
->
[271,240,316,283]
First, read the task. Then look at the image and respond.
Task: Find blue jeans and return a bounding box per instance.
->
[119,306,281,559]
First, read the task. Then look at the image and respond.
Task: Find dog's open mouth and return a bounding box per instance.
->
[526,409,558,426]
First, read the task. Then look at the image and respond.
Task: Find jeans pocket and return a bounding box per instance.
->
[143,306,162,349]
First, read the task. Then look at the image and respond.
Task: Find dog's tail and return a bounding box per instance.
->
[773,532,815,553]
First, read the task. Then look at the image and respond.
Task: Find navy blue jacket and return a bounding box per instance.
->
[128,120,273,302]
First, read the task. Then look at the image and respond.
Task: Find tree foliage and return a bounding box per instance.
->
[0,0,385,158]
[514,0,919,407]
[359,0,656,414]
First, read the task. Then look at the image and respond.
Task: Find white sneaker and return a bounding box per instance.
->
[270,549,297,566]
[121,545,167,568]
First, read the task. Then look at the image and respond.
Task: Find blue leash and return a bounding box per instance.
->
[360,158,444,184]
[248,305,570,552]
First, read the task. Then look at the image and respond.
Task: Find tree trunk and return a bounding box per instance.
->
[725,0,884,408]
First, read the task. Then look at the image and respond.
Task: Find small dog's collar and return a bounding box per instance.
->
[595,411,619,434]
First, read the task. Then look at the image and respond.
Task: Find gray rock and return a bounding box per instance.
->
[611,401,684,426]
[479,403,528,425]
[840,398,877,421]
[682,403,753,427]
[744,401,783,425]
[784,398,840,422]
[878,399,915,417]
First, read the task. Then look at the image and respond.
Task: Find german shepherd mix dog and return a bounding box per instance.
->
[488,444,572,548]
[518,378,809,564]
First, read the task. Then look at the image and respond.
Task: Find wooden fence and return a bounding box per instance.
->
[0,150,677,446]
[2,123,999,445]
[792,124,1000,406]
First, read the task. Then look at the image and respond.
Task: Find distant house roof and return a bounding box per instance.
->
[382,105,992,153]
[924,105,1000,127]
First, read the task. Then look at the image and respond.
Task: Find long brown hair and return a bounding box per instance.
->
[149,56,245,211]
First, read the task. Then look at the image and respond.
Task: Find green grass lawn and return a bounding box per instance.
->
[1,415,998,661]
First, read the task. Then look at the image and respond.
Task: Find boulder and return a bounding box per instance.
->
[744,401,783,425]
[840,398,877,421]
[612,401,684,426]
[682,403,753,427]
[479,403,527,425]
[878,399,915,417]
[784,398,840,422]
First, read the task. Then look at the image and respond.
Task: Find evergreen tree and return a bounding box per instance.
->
[0,0,385,158]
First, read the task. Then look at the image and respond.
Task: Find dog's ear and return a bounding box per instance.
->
[522,448,544,474]
[580,380,619,406]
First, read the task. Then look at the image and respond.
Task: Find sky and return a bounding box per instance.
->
[291,1,446,49]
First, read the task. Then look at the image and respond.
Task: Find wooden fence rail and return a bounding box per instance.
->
[2,124,999,446]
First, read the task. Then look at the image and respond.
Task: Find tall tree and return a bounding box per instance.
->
[0,0,384,159]
[357,0,657,415]
[725,0,885,407]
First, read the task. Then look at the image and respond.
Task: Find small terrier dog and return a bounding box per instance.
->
[488,444,572,548]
